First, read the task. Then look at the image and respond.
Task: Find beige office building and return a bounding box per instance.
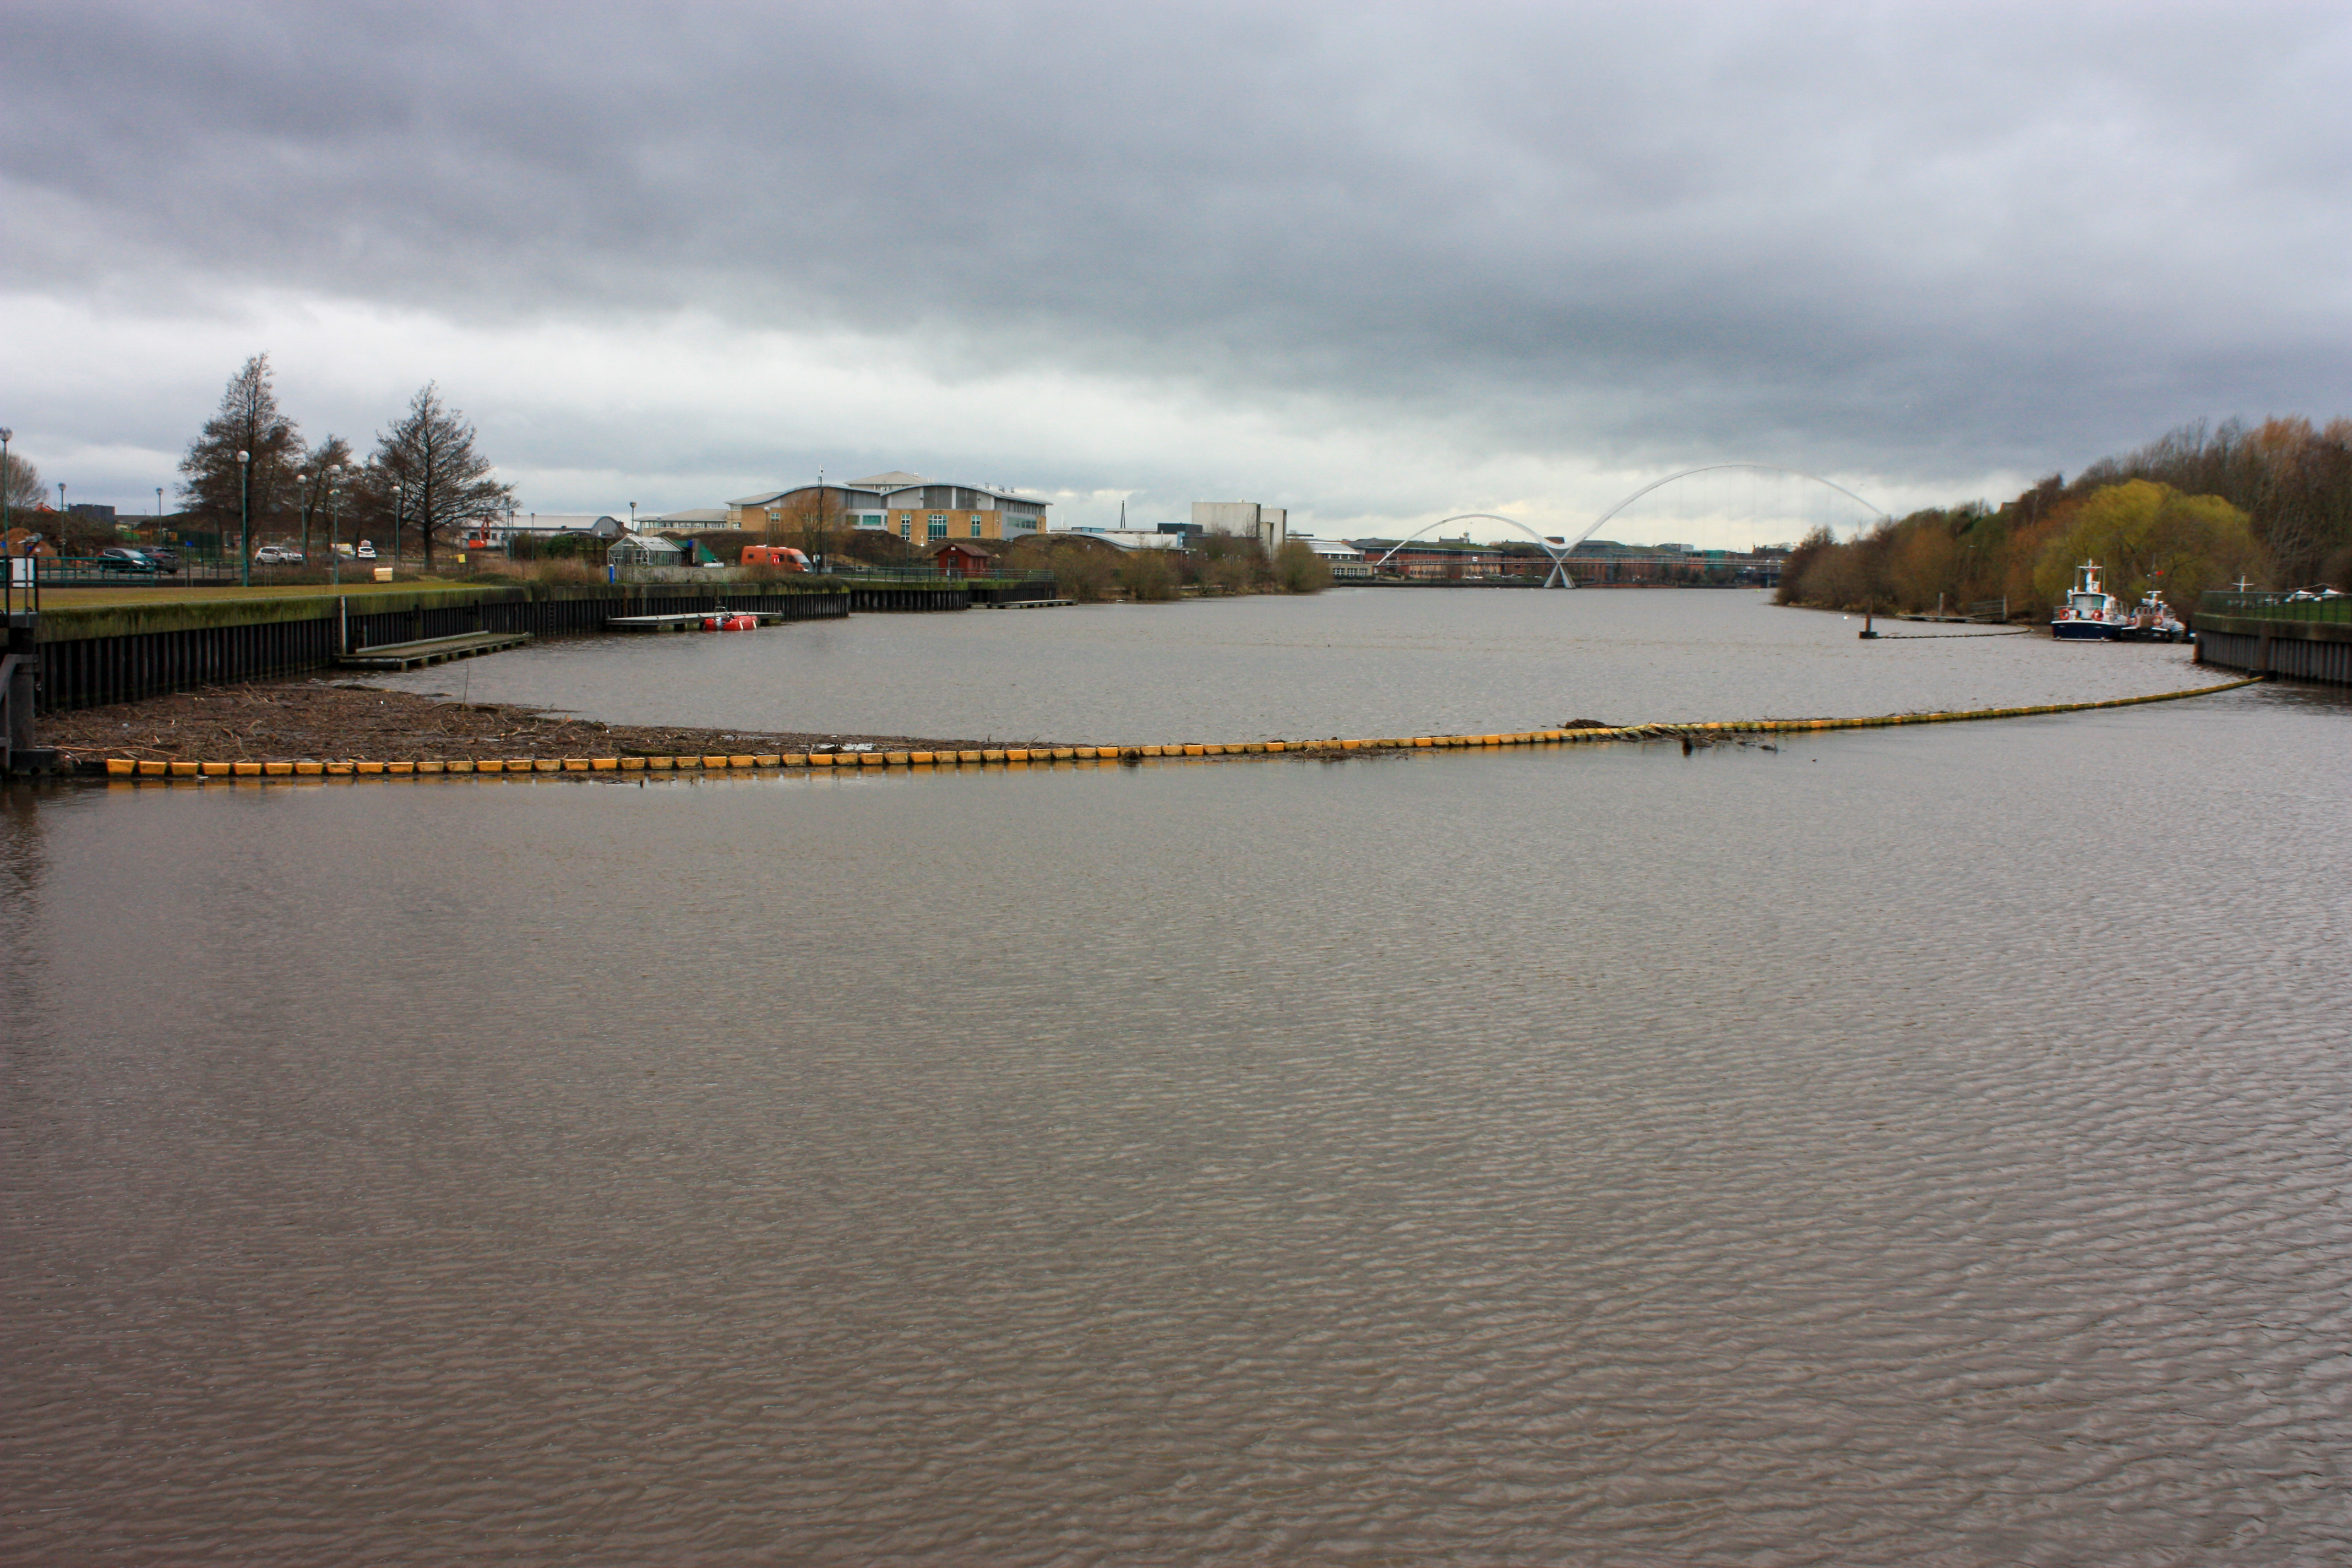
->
[729,472,1049,543]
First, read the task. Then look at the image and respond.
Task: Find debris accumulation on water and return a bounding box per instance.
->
[41,679,1050,763]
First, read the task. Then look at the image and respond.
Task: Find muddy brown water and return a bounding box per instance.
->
[4,595,2349,1564]
[369,588,2222,744]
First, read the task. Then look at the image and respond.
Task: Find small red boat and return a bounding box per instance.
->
[701,613,760,631]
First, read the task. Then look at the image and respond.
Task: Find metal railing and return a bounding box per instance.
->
[29,555,1062,590]
[2198,590,2352,624]
[29,555,335,586]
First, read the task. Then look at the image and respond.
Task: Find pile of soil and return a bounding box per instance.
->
[42,678,1047,763]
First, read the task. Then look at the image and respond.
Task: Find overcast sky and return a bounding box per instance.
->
[6,1,2349,542]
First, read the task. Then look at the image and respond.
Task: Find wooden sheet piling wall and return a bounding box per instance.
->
[32,583,874,712]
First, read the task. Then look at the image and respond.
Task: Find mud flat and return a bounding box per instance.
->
[38,678,1044,764]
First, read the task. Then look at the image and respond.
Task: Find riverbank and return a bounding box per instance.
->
[39,678,1048,764]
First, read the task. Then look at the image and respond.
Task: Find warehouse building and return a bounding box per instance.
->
[1192,501,1288,552]
[728,472,1049,542]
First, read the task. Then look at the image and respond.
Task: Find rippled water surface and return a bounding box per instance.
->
[371,588,2219,742]
[6,618,2350,1565]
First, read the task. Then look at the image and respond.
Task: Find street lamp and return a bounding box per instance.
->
[2,427,13,609]
[237,449,252,587]
[326,464,345,586]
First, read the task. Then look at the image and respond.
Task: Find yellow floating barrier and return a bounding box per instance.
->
[170,760,199,777]
[233,761,263,777]
[263,761,294,776]
[326,761,354,775]
[105,758,135,776]
[594,757,621,771]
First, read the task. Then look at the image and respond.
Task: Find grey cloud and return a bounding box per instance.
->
[8,0,2351,487]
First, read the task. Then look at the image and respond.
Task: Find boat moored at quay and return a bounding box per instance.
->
[2052,560,2128,640]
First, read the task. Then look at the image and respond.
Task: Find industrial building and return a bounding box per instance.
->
[1192,502,1288,552]
[728,472,1049,542]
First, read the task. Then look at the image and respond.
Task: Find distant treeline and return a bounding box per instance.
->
[1778,417,2352,616]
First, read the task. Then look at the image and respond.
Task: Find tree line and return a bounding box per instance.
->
[178,354,514,566]
[1777,417,2352,616]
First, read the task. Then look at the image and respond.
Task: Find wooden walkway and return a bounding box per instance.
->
[334,631,533,670]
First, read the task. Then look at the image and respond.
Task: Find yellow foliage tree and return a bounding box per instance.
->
[2034,480,2267,613]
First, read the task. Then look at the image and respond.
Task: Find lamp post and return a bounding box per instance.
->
[2,427,13,612]
[156,486,164,519]
[237,449,251,587]
[326,464,344,586]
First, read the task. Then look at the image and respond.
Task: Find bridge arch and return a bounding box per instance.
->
[1371,465,1891,587]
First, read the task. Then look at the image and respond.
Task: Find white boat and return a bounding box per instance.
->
[2118,589,2189,643]
[2051,560,2128,641]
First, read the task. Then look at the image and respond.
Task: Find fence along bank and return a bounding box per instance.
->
[2193,590,2352,685]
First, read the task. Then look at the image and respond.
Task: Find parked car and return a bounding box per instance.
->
[96,546,161,574]
[252,544,306,565]
[355,541,378,560]
[143,547,182,573]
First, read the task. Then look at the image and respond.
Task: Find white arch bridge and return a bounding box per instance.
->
[1371,464,1891,587]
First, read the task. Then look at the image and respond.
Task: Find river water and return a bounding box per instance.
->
[6,594,2350,1565]
[371,587,2219,743]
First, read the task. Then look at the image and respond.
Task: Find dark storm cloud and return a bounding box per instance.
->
[9,0,2350,481]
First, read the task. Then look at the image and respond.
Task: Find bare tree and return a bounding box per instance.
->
[179,354,303,558]
[777,486,846,564]
[2,448,39,513]
[292,435,355,559]
[369,384,515,568]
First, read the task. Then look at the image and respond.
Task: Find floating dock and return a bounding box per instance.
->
[334,631,533,670]
[605,611,800,632]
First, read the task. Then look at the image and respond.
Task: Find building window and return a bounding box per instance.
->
[927,514,948,540]
[900,519,911,538]
[970,519,982,537]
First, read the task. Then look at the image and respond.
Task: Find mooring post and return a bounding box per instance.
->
[6,611,39,767]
